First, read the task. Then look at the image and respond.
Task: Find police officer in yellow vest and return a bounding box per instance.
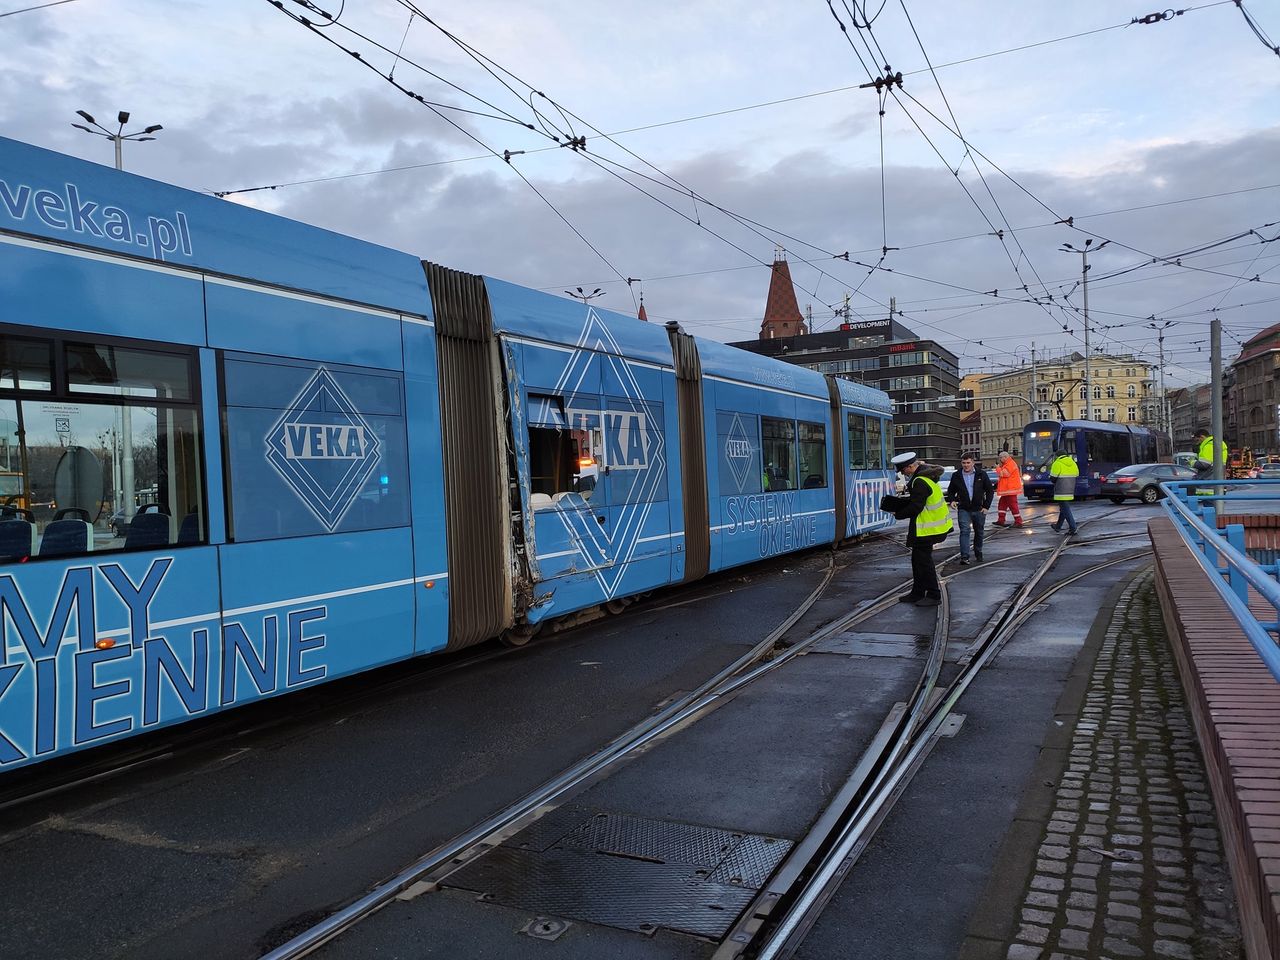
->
[1048,448,1080,535]
[1192,427,1227,495]
[880,451,952,607]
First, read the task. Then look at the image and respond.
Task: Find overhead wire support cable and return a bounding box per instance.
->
[1233,0,1280,57]
[264,0,629,283]
[0,0,80,16]
[388,4,888,312]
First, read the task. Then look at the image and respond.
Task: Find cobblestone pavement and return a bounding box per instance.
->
[1003,570,1243,960]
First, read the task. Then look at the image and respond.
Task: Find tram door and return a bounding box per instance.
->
[520,342,615,584]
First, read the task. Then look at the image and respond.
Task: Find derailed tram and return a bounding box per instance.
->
[0,136,896,772]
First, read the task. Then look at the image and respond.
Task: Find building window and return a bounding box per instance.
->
[1128,406,1137,421]
[1127,384,1136,398]
[1107,407,1117,422]
[1093,386,1102,400]
[1106,385,1116,399]
[1057,389,1066,402]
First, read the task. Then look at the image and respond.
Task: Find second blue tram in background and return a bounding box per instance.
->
[0,135,896,772]
[1021,419,1171,499]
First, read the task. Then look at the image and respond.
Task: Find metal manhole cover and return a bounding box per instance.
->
[443,810,792,939]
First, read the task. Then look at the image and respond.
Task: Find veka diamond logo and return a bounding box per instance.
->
[724,413,754,492]
[265,367,382,533]
[546,308,666,599]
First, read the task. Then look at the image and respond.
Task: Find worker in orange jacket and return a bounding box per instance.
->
[993,451,1024,527]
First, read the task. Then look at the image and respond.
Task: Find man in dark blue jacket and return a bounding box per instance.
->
[945,455,994,564]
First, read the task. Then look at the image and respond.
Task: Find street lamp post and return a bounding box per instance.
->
[1146,318,1175,436]
[1061,239,1110,422]
[564,287,605,304]
[70,110,163,171]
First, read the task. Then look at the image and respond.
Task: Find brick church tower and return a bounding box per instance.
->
[759,249,808,340]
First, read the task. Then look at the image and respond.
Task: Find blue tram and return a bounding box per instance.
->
[1021,419,1171,499]
[0,136,895,771]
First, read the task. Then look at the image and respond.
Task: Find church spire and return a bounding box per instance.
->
[760,247,808,340]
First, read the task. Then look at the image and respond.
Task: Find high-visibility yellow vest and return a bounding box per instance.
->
[915,476,953,537]
[1196,436,1227,466]
[1050,454,1080,501]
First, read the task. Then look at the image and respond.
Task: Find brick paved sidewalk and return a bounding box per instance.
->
[1002,569,1242,960]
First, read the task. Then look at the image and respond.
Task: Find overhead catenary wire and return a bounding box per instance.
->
[1233,0,1280,57]
[257,0,1263,380]
[0,0,80,17]
[264,0,629,284]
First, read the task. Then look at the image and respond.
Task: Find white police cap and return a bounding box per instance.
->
[891,451,918,471]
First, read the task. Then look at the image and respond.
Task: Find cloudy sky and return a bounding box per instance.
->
[3,0,1279,386]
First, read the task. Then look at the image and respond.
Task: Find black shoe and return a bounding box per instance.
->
[974,552,984,562]
[1067,529,1078,536]
[899,593,924,603]
[1050,525,1061,532]
[959,556,970,565]
[916,595,941,607]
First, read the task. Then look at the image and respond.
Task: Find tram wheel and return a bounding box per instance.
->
[605,597,632,615]
[501,622,541,647]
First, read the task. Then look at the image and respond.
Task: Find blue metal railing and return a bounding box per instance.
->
[1160,479,1280,682]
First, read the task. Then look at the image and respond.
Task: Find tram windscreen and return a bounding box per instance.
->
[1024,427,1058,468]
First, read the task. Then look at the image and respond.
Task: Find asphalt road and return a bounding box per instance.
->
[0,496,1163,960]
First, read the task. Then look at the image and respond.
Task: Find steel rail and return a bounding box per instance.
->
[743,538,1148,959]
[260,553,868,959]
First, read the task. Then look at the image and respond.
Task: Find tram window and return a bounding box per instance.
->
[65,342,193,401]
[222,355,409,540]
[524,395,596,501]
[798,421,827,488]
[527,426,595,501]
[847,413,867,469]
[867,416,884,469]
[0,330,204,563]
[0,336,52,391]
[761,417,797,491]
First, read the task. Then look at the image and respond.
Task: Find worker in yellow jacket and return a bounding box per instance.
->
[1192,427,1228,496]
[880,451,952,607]
[1048,449,1080,535]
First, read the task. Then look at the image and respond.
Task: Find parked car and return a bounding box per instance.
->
[1259,462,1280,479]
[108,507,131,537]
[1100,463,1194,504]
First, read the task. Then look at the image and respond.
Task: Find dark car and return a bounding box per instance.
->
[1100,463,1194,504]
[109,508,131,537]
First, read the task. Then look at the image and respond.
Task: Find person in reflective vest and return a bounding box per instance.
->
[1048,448,1080,535]
[993,451,1024,527]
[880,451,952,607]
[1192,427,1227,496]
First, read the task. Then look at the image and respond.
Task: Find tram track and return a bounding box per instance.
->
[718,520,1151,959]
[260,508,1145,959]
[0,546,869,818]
[258,552,956,958]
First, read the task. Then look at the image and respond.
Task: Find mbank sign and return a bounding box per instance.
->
[265,367,382,532]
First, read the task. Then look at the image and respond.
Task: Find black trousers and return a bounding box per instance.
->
[910,541,940,597]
